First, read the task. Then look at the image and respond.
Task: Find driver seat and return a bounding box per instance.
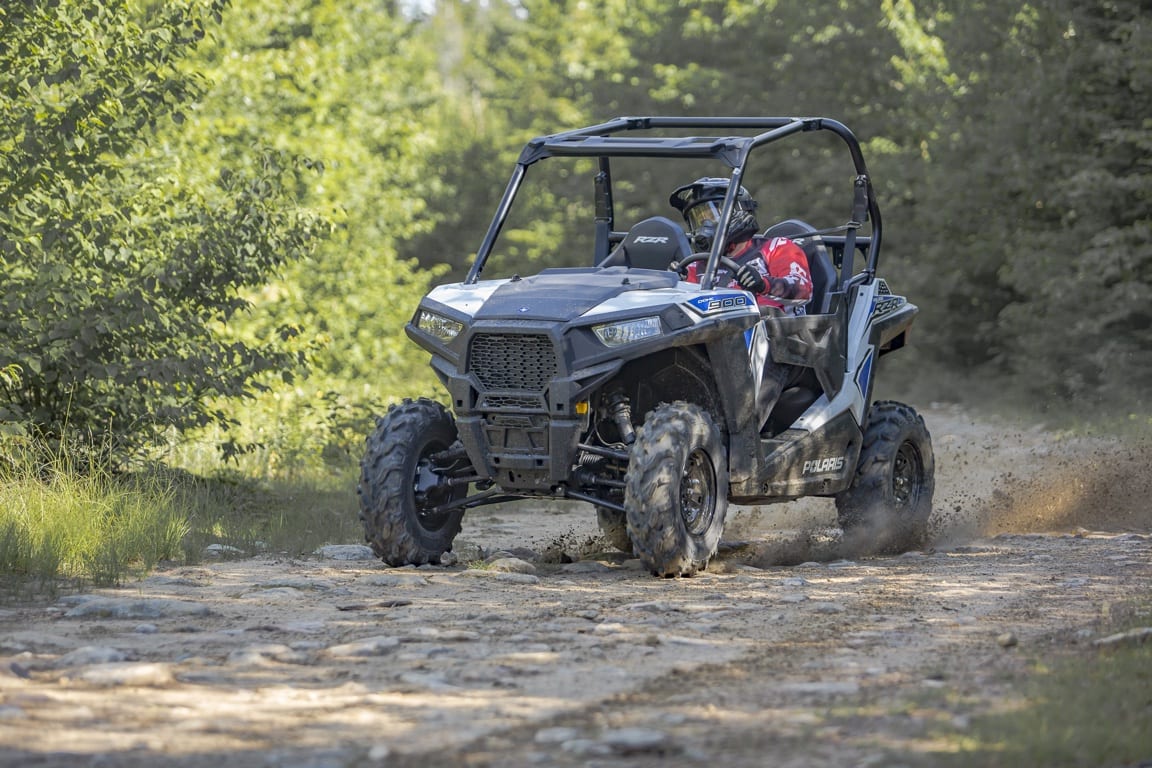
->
[762,219,837,314]
[599,216,693,271]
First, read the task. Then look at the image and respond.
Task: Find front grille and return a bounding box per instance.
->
[468,334,556,392]
[482,394,543,409]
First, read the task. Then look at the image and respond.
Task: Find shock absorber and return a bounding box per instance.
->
[607,390,635,445]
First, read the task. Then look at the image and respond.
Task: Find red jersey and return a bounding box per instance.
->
[686,236,813,315]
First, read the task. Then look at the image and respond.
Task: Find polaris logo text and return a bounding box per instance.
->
[802,456,845,475]
[633,236,670,244]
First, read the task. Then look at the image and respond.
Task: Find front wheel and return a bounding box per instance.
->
[625,402,728,577]
[358,398,468,566]
[835,401,935,555]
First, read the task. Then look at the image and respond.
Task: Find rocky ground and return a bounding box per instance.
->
[1,406,1150,768]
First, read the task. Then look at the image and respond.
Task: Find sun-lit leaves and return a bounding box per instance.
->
[0,0,326,463]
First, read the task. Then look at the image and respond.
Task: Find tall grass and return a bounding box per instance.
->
[0,448,188,592]
[0,428,366,597]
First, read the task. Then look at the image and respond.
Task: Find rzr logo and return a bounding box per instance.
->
[802,456,845,475]
[633,236,670,244]
[871,296,905,318]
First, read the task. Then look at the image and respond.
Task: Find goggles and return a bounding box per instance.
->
[685,201,722,233]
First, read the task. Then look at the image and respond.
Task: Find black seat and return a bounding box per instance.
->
[762,219,837,314]
[599,216,692,271]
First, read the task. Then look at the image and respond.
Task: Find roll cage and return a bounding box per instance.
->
[464,116,882,293]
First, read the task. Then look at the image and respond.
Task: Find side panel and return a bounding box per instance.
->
[732,410,863,502]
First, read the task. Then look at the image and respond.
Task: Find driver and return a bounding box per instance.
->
[669,177,812,315]
[670,177,814,429]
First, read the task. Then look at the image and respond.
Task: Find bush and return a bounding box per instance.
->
[0,0,326,464]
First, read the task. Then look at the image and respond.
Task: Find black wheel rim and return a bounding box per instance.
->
[892,441,923,511]
[413,443,453,531]
[680,448,717,536]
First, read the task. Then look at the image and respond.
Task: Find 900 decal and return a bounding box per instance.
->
[686,293,753,315]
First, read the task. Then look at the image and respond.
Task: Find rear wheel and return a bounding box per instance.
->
[358,398,468,566]
[624,402,728,577]
[835,401,934,555]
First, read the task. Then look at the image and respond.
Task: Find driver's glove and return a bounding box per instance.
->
[735,263,766,294]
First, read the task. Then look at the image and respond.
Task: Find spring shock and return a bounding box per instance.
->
[607,390,635,445]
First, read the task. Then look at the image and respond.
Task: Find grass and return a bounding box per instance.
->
[921,601,1152,767]
[0,454,188,593]
[0,438,365,598]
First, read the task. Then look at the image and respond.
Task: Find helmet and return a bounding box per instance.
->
[669,177,760,250]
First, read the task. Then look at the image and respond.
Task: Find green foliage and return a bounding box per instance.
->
[0,0,326,462]
[895,0,1151,413]
[164,0,455,469]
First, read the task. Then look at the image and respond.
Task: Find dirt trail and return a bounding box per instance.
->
[1,407,1149,767]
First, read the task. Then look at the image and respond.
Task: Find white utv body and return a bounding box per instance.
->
[359,117,934,577]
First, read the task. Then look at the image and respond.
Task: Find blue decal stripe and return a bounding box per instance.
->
[856,349,874,396]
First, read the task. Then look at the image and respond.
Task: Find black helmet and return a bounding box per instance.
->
[669,177,759,250]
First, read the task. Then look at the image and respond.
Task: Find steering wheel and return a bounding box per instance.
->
[669,252,744,280]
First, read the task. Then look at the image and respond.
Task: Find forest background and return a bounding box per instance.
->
[0,0,1149,580]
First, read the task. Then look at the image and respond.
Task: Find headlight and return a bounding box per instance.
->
[592,316,662,347]
[416,310,464,342]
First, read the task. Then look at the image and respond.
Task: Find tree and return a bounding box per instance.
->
[0,0,325,461]
[170,0,457,468]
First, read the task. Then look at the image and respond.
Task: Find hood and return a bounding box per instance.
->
[473,267,679,322]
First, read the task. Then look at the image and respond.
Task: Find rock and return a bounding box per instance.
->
[53,646,129,667]
[76,663,174,687]
[450,540,485,562]
[1093,627,1152,649]
[559,561,615,573]
[227,644,310,665]
[485,557,537,574]
[996,632,1018,648]
[242,587,305,601]
[314,544,375,561]
[64,598,214,620]
[601,727,671,755]
[534,727,582,744]
[362,573,429,588]
[133,624,159,634]
[494,572,540,584]
[488,547,541,562]
[0,705,27,719]
[324,636,401,658]
[404,627,480,642]
[204,543,246,558]
[620,601,678,613]
[560,738,613,757]
[775,681,860,696]
[254,579,334,592]
[810,602,847,614]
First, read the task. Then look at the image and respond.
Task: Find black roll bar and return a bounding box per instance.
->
[464,117,882,289]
